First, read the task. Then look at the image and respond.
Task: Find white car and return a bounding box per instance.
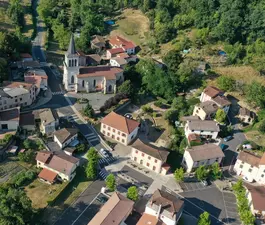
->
[100,148,108,157]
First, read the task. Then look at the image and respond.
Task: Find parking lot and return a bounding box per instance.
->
[179,177,214,192]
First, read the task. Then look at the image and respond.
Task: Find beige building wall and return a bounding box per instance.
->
[100,123,139,146]
[192,105,207,120]
[131,147,163,173]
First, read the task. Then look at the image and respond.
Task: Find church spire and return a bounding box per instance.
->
[67,34,76,56]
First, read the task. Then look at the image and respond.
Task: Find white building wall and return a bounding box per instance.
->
[185,124,218,139]
[0,120,19,131]
[233,159,259,182]
[131,147,163,173]
[182,151,195,172]
[110,59,120,67]
[200,93,212,102]
[145,205,176,225]
[255,165,265,184]
[192,106,207,120]
[100,123,139,146]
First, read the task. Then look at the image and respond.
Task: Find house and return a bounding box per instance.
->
[20,53,33,62]
[88,192,134,225]
[193,101,219,120]
[109,36,136,55]
[100,112,140,146]
[0,81,38,111]
[87,54,101,66]
[54,128,78,149]
[36,151,79,182]
[24,68,48,90]
[106,48,125,59]
[63,35,124,93]
[110,57,128,68]
[90,35,105,51]
[233,151,265,184]
[238,108,256,125]
[140,189,184,225]
[131,139,170,175]
[211,95,231,114]
[0,108,20,131]
[200,86,224,103]
[184,120,220,139]
[19,112,35,131]
[38,108,59,136]
[182,144,225,172]
[246,185,265,218]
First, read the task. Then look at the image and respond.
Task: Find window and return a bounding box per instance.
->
[264,169,265,173]
[122,139,125,143]
[103,131,105,134]
[108,127,110,130]
[82,80,85,87]
[248,168,252,172]
[146,163,150,167]
[93,80,96,87]
[153,166,156,171]
[20,98,22,101]
[15,99,17,102]
[148,156,151,160]
[261,174,264,178]
[192,130,194,132]
[1,124,8,130]
[239,165,243,169]
[71,76,74,84]
[107,132,110,136]
[103,125,106,128]
[142,153,145,157]
[135,150,138,154]
[118,131,120,135]
[113,129,115,132]
[112,135,115,139]
[250,165,253,168]
[155,159,157,163]
[134,157,137,161]
[117,137,120,141]
[122,133,126,137]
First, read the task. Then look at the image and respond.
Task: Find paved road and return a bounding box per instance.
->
[54,180,105,225]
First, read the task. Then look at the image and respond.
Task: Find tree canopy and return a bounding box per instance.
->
[197,211,211,225]
[85,147,99,180]
[127,186,139,201]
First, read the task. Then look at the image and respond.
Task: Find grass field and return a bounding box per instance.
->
[0,0,34,37]
[25,179,69,209]
[110,9,150,50]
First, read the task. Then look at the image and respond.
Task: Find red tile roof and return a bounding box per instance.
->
[109,36,136,50]
[203,86,223,98]
[36,151,52,164]
[246,185,265,211]
[107,48,125,55]
[101,112,140,134]
[38,168,57,183]
[77,66,123,80]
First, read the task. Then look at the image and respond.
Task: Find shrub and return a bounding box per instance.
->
[258,120,265,134]
[141,105,153,114]
[154,100,163,108]
[11,170,37,187]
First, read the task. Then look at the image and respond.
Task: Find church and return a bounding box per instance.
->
[63,35,124,94]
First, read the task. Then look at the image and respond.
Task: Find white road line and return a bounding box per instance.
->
[71,192,101,225]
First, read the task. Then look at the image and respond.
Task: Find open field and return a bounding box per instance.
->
[0,0,34,37]
[109,9,150,49]
[25,179,68,209]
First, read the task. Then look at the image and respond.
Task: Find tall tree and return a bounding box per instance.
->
[85,147,99,180]
[195,166,208,181]
[105,174,116,191]
[215,109,226,124]
[127,186,139,201]
[174,168,185,182]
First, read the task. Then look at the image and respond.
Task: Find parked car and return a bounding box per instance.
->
[224,136,233,142]
[124,113,133,119]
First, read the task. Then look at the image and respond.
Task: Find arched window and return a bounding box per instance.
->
[93,80,96,87]
[82,80,85,87]
[71,76,74,84]
[108,85,112,92]
[69,60,71,67]
[75,59,77,66]
[72,59,74,67]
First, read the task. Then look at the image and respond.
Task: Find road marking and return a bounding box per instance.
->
[71,192,102,225]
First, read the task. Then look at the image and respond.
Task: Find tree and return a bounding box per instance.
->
[76,143,87,153]
[23,139,34,149]
[127,186,139,201]
[52,23,71,50]
[210,162,222,180]
[18,150,35,163]
[246,81,265,108]
[83,102,95,118]
[163,50,183,72]
[118,80,134,97]
[215,109,226,124]
[85,147,99,180]
[197,212,211,225]
[0,185,34,224]
[105,173,116,191]
[7,0,24,28]
[174,168,184,182]
[0,58,8,82]
[258,120,265,134]
[195,166,208,181]
[216,76,236,92]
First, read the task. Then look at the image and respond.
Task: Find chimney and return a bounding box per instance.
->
[156,204,162,219]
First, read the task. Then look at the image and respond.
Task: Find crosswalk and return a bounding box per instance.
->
[68,114,79,123]
[52,91,65,96]
[99,168,109,180]
[85,133,99,143]
[98,156,116,166]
